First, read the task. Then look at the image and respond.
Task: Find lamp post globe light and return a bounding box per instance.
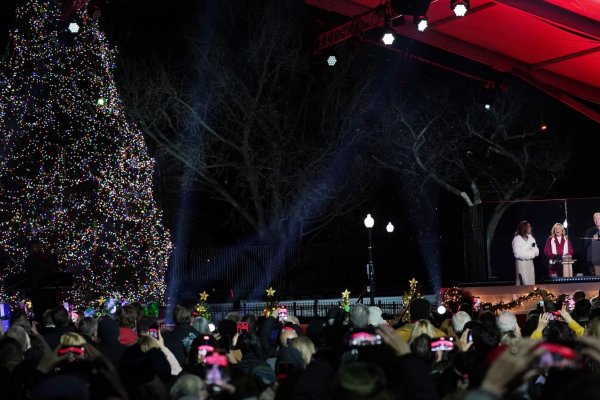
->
[386,222,394,233]
[364,214,375,305]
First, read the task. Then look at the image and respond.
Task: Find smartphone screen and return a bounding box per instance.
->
[205,353,229,386]
[430,336,455,352]
[198,345,215,360]
[348,328,383,347]
[58,346,85,362]
[237,321,249,333]
[535,342,584,370]
[472,297,481,312]
[567,298,576,311]
[58,346,85,356]
[278,309,288,322]
[149,328,159,339]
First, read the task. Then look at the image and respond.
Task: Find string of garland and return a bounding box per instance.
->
[480,288,557,312]
[441,287,558,313]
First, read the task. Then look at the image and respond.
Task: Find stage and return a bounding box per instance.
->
[453,276,600,314]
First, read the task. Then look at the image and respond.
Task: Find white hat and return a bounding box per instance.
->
[368,306,386,326]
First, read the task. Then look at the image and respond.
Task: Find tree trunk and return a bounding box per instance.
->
[463,205,486,280]
[485,202,513,278]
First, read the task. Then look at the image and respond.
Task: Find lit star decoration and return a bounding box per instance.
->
[194,292,211,321]
[399,278,421,322]
[0,0,172,306]
[264,286,279,317]
[340,289,351,315]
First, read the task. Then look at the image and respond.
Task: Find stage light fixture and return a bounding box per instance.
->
[415,16,429,32]
[326,55,337,66]
[68,22,80,33]
[382,32,395,45]
[437,305,447,314]
[451,0,469,17]
[484,103,491,110]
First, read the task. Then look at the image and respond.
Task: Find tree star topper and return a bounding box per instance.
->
[266,287,276,297]
[342,289,351,299]
[409,278,418,287]
[199,291,209,302]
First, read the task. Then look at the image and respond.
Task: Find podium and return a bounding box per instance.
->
[561,255,575,278]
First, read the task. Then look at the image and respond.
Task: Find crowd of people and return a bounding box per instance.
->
[3,290,600,399]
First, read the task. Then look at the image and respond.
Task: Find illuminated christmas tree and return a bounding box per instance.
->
[0,0,172,304]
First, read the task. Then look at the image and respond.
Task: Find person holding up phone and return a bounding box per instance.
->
[512,221,539,285]
[530,304,585,340]
[137,316,182,376]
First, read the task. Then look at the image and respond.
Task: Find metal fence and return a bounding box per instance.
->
[207,298,411,322]
[167,242,461,304]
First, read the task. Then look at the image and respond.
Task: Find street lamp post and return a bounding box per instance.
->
[364,214,375,305]
[363,215,394,305]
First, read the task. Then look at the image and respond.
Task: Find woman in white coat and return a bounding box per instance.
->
[512,220,539,285]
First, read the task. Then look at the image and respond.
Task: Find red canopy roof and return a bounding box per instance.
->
[306,0,600,123]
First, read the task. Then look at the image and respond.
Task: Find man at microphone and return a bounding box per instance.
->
[585,212,600,276]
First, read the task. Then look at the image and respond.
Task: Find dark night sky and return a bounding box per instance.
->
[2,0,600,288]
